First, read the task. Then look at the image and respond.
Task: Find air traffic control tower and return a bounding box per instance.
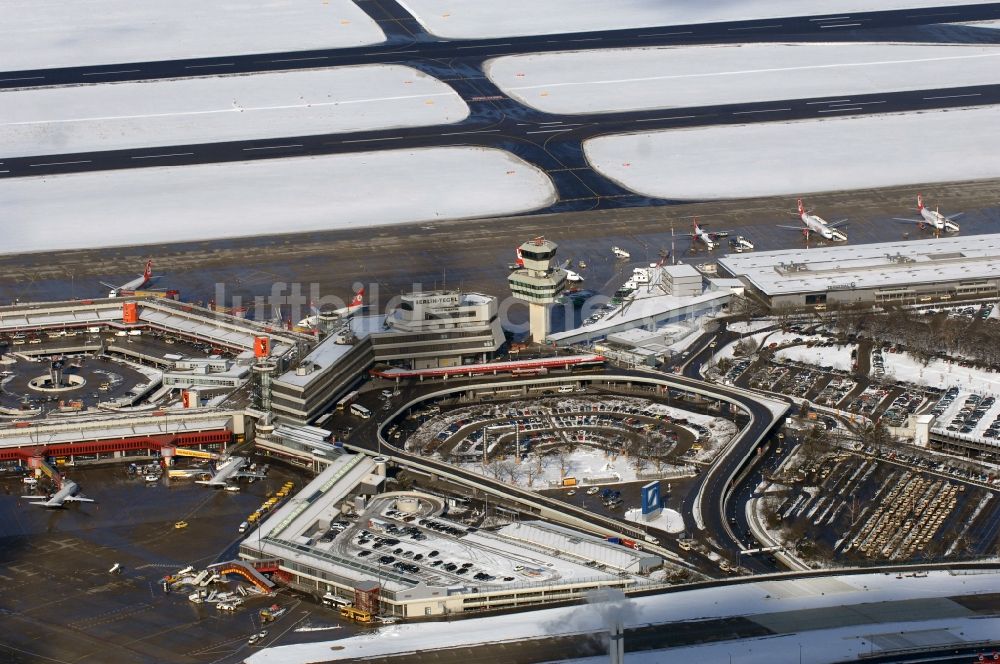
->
[508,236,567,342]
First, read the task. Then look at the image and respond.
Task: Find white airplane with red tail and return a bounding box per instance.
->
[777,199,848,242]
[101,260,155,297]
[893,193,961,234]
[681,218,730,251]
[296,288,365,330]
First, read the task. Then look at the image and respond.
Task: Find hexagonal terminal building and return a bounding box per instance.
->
[508,236,567,342]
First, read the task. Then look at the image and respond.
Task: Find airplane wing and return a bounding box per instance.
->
[20,495,46,500]
[707,231,731,239]
[99,281,118,289]
[63,496,95,503]
[891,217,923,225]
[776,225,806,231]
[946,212,965,221]
[827,219,849,228]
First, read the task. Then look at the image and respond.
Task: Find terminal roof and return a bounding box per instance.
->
[719,233,1000,296]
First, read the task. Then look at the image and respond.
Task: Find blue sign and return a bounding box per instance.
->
[641,481,661,515]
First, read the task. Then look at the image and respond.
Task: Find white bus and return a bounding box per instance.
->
[322,592,352,608]
[349,403,371,419]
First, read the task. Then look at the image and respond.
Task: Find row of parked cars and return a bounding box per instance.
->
[942,393,998,436]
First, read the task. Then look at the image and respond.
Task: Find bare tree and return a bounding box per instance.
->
[554,447,572,480]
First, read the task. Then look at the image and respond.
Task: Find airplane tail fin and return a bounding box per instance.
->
[917,193,924,211]
[797,198,805,215]
[350,288,364,308]
[143,260,153,281]
[515,247,524,268]
[692,217,700,232]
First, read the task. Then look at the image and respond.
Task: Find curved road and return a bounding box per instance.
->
[337,369,787,576]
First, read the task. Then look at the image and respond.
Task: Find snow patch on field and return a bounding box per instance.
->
[0,148,556,254]
[486,43,1000,115]
[456,447,693,488]
[0,66,468,158]
[625,507,685,534]
[584,106,1000,200]
[395,0,1000,39]
[882,351,1000,394]
[2,0,384,71]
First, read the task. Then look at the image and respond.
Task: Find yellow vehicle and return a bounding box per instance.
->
[339,606,372,623]
[174,521,189,529]
[276,489,288,497]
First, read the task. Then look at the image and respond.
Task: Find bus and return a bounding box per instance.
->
[339,606,372,622]
[314,412,332,426]
[336,390,360,412]
[349,403,371,419]
[322,592,352,608]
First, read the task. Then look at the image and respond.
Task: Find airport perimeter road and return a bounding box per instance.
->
[339,370,787,574]
[3,3,999,88]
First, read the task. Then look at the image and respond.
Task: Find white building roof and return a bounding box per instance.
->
[497,521,660,573]
[548,289,728,343]
[663,263,701,279]
[0,411,233,449]
[719,233,1000,296]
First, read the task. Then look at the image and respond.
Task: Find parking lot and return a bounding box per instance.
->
[398,394,737,490]
[759,449,1000,564]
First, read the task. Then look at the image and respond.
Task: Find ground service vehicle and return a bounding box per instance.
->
[340,606,372,622]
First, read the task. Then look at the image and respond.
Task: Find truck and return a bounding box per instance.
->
[260,604,287,622]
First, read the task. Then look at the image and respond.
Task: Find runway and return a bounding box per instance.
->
[3,2,1000,89]
[3,4,1000,211]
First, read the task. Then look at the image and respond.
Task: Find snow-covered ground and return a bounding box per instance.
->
[458,446,693,488]
[2,1,384,71]
[770,334,854,371]
[881,351,1000,394]
[486,43,1000,115]
[246,569,1000,663]
[625,507,685,533]
[395,0,999,39]
[0,148,556,254]
[727,320,776,335]
[584,106,1000,200]
[0,66,468,158]
[710,330,851,370]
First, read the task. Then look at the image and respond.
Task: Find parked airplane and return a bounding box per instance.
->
[101,260,155,297]
[893,193,962,233]
[195,457,265,488]
[22,479,95,508]
[296,288,365,329]
[777,199,848,242]
[681,218,730,251]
